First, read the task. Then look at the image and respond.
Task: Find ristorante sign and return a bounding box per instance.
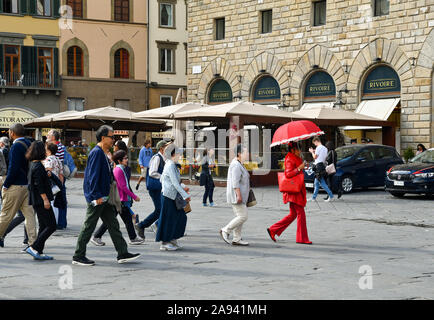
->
[304,71,336,100]
[363,66,400,97]
[0,107,39,128]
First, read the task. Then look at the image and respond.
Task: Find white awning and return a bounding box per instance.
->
[301,102,334,110]
[343,98,400,130]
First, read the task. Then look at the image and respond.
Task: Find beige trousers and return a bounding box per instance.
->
[0,185,36,244]
[222,203,248,242]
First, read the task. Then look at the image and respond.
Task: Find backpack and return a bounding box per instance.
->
[63,148,77,179]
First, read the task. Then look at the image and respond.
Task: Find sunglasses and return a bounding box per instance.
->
[105,135,115,140]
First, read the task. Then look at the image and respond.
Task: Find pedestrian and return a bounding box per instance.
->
[0,136,10,195]
[325,141,342,200]
[200,148,216,207]
[135,139,170,238]
[156,143,191,251]
[136,140,153,190]
[72,125,140,266]
[25,141,57,260]
[0,124,37,249]
[267,143,312,244]
[416,144,427,155]
[308,137,334,202]
[44,142,64,222]
[91,150,144,246]
[46,130,67,230]
[219,144,250,246]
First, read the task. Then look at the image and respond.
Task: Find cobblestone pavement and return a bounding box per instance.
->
[0,178,433,300]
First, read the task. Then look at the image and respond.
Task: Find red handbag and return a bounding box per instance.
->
[278,171,304,193]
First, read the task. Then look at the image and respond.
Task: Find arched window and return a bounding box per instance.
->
[67,46,83,76]
[208,79,232,104]
[114,48,129,79]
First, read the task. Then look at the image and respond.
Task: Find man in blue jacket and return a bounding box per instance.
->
[72,125,140,266]
[0,124,37,247]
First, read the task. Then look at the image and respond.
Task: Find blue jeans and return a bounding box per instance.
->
[138,189,161,229]
[313,177,334,200]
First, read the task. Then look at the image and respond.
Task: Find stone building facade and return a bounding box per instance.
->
[187,0,434,151]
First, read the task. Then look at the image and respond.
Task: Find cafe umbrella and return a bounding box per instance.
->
[270,120,324,147]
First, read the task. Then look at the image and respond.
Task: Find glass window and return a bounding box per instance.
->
[160,3,173,27]
[114,48,129,79]
[114,0,129,22]
[261,10,272,34]
[37,0,51,16]
[38,48,53,87]
[215,18,225,40]
[336,146,362,161]
[410,150,434,164]
[160,95,173,107]
[357,149,375,161]
[159,48,173,73]
[67,98,84,111]
[313,0,326,26]
[4,45,20,85]
[3,0,18,13]
[67,46,83,77]
[66,0,83,18]
[375,147,396,160]
[374,0,389,16]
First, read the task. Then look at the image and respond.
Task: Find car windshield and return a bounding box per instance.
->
[410,150,434,164]
[336,146,362,161]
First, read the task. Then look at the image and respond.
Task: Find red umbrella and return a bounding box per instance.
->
[271,120,324,147]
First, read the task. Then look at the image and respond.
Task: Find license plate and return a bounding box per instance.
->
[305,183,314,188]
[394,181,404,186]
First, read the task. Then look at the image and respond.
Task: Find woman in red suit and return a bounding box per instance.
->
[267,143,312,244]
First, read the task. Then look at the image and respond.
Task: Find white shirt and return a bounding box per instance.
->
[148,152,166,179]
[314,145,328,164]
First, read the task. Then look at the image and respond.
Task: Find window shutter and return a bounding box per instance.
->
[53,0,60,18]
[21,46,37,86]
[0,1,3,13]
[0,45,4,75]
[53,47,59,87]
[29,0,36,15]
[20,0,28,14]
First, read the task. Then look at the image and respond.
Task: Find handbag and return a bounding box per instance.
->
[175,193,191,213]
[246,189,257,207]
[326,151,336,175]
[108,180,122,212]
[277,171,304,193]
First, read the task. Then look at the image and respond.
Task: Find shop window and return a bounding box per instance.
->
[160,95,173,107]
[114,0,129,22]
[160,2,174,27]
[313,0,326,26]
[114,48,129,79]
[2,0,18,13]
[261,10,272,34]
[215,18,225,40]
[67,46,83,76]
[373,0,389,16]
[67,97,84,111]
[159,48,174,73]
[66,0,82,18]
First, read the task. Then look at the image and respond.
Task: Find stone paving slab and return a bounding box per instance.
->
[0,178,433,300]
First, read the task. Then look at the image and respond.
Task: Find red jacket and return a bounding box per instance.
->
[282,152,307,207]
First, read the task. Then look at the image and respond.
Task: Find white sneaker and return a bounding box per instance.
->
[232,240,249,246]
[160,242,178,251]
[307,197,316,202]
[170,239,182,249]
[149,223,158,234]
[324,197,334,202]
[129,237,145,245]
[219,229,231,244]
[90,237,106,246]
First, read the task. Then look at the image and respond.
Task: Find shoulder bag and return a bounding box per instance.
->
[277,171,304,193]
[326,151,336,175]
[246,189,257,207]
[105,155,122,212]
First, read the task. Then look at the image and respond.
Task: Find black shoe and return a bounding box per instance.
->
[323,196,329,201]
[72,256,95,266]
[134,223,145,239]
[0,237,4,248]
[135,184,140,191]
[117,252,141,264]
[338,191,343,199]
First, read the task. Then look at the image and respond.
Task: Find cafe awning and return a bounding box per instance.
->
[133,102,207,120]
[300,102,334,110]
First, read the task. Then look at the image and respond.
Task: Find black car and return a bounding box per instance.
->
[385,148,434,198]
[304,144,404,193]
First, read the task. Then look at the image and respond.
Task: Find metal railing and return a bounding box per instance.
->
[0,72,61,89]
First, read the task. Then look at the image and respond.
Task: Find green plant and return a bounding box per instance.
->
[403,147,415,163]
[89,142,97,151]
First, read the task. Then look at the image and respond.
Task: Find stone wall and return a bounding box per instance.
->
[187,0,434,150]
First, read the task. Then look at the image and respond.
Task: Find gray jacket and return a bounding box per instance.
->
[161,159,190,201]
[226,158,250,205]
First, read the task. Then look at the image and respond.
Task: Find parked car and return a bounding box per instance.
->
[385,148,434,198]
[303,144,404,193]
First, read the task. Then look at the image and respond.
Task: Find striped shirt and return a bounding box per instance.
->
[55,141,65,163]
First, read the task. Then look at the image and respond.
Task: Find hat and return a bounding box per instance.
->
[156,139,170,150]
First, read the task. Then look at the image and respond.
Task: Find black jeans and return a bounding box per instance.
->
[31,205,57,254]
[94,203,137,240]
[327,174,342,195]
[138,189,161,229]
[203,184,214,204]
[3,211,28,243]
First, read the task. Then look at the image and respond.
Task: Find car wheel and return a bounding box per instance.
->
[390,192,405,198]
[341,175,353,193]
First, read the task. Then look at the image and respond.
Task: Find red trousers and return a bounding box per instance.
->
[269,202,311,243]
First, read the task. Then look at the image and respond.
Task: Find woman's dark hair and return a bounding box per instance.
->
[95,125,114,142]
[46,142,58,155]
[202,148,208,157]
[115,140,128,152]
[26,141,46,161]
[325,141,335,151]
[234,144,247,157]
[112,150,127,164]
[417,144,427,152]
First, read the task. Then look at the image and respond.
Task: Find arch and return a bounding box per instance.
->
[109,40,135,79]
[207,78,233,104]
[303,70,336,102]
[418,28,434,70]
[348,38,413,103]
[62,37,89,77]
[243,51,288,103]
[250,75,281,104]
[291,45,346,109]
[197,57,237,102]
